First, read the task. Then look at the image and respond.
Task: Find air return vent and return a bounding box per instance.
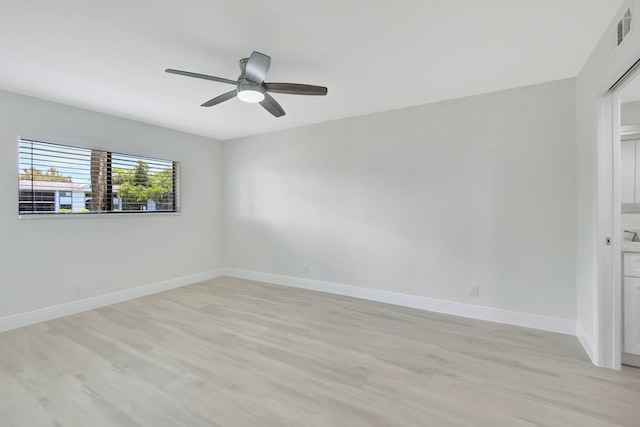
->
[617,8,632,46]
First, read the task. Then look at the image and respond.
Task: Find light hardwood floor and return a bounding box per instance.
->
[1,276,639,426]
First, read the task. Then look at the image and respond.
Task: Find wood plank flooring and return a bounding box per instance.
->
[1,276,639,426]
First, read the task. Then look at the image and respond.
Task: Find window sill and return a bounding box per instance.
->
[19,212,181,220]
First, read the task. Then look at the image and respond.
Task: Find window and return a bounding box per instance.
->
[19,139,180,216]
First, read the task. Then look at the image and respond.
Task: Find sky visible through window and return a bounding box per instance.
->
[18,140,173,184]
[19,140,91,183]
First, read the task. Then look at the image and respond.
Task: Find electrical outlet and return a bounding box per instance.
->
[303,264,310,273]
[468,283,479,297]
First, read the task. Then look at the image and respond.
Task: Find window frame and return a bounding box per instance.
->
[18,138,181,219]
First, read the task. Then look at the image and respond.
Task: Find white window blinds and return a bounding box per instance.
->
[19,139,179,215]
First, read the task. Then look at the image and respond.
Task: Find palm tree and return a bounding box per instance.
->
[90,150,112,211]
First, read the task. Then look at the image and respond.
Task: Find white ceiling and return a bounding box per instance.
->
[0,0,624,140]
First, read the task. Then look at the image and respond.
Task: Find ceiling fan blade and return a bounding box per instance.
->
[264,82,328,96]
[201,90,237,107]
[165,69,237,86]
[260,93,285,117]
[245,51,271,84]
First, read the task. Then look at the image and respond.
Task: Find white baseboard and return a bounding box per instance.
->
[576,322,597,365]
[220,268,576,336]
[622,352,640,367]
[0,267,577,338]
[0,268,225,333]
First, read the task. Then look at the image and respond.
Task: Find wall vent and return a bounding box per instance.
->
[617,8,632,46]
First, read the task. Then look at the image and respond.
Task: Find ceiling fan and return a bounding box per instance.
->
[166,51,328,118]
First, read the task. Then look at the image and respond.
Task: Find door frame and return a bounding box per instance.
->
[599,89,621,370]
[599,62,640,370]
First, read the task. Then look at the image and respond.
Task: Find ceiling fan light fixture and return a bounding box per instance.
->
[237,84,265,103]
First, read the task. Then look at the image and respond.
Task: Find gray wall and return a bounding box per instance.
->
[224,78,577,319]
[622,100,640,125]
[0,90,224,318]
[621,101,640,231]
